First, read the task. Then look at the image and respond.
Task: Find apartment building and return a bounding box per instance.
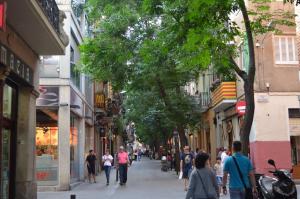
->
[35,0,94,191]
[187,1,300,175]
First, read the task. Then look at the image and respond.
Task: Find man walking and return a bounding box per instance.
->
[180,146,194,191]
[117,146,129,185]
[86,150,97,183]
[222,141,257,199]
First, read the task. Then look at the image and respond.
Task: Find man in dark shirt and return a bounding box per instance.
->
[86,149,97,183]
[180,146,194,191]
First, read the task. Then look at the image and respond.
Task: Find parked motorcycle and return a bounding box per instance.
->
[257,159,297,199]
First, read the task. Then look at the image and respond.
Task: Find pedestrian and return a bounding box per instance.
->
[221,148,229,166]
[117,146,129,185]
[222,141,257,199]
[102,149,113,186]
[217,147,224,158]
[185,152,219,199]
[214,157,223,195]
[180,146,194,191]
[138,149,142,161]
[86,149,96,183]
[195,148,199,156]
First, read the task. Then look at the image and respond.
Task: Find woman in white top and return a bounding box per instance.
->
[102,149,113,185]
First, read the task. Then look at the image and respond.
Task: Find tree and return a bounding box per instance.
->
[179,0,295,154]
[81,0,202,148]
[81,0,295,155]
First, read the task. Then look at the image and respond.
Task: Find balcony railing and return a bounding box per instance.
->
[199,92,211,108]
[211,82,237,107]
[38,0,60,33]
[190,92,211,112]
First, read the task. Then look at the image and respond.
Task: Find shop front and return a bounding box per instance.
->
[36,86,59,186]
[0,38,37,199]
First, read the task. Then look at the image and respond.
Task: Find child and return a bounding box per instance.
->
[214,157,223,195]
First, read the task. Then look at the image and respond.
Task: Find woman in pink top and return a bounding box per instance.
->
[118,146,129,185]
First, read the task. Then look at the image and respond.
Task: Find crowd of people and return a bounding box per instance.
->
[182,141,257,199]
[85,141,256,199]
[85,146,131,186]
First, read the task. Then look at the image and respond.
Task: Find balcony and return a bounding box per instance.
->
[211,82,237,112]
[7,0,66,55]
[191,92,211,112]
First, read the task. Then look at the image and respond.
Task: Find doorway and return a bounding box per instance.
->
[0,81,17,199]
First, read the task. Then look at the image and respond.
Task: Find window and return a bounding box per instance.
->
[70,46,81,89]
[274,36,298,65]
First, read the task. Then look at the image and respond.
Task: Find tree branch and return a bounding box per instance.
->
[230,57,248,81]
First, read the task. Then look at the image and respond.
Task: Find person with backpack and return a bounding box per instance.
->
[180,145,195,191]
[222,141,257,199]
[186,152,219,199]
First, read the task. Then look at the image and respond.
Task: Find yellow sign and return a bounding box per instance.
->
[95,93,105,108]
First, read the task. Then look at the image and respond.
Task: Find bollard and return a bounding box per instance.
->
[70,194,76,199]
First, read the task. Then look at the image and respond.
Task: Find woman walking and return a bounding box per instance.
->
[102,149,113,185]
[186,153,219,199]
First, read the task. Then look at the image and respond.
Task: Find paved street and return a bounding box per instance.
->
[38,158,229,199]
[38,158,300,199]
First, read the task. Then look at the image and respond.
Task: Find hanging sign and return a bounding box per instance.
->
[236,101,246,116]
[0,2,6,31]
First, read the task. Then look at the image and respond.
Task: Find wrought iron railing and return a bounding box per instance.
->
[199,92,211,108]
[38,0,60,33]
[190,92,211,112]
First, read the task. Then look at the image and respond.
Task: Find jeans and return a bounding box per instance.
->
[104,166,111,183]
[229,188,246,199]
[119,164,128,184]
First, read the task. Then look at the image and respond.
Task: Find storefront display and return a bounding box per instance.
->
[35,109,59,186]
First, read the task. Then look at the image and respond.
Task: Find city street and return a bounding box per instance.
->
[38,158,230,199]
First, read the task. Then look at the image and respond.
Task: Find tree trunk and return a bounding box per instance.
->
[178,125,187,147]
[241,80,255,155]
[237,0,256,155]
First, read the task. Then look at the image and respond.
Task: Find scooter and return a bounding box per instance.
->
[258,159,297,199]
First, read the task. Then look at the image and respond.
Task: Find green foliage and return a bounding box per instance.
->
[80,0,295,146]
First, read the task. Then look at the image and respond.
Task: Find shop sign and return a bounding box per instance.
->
[36,86,59,107]
[0,43,33,85]
[236,101,246,116]
[0,2,6,31]
[95,93,105,108]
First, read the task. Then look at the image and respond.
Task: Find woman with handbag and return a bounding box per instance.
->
[186,152,219,199]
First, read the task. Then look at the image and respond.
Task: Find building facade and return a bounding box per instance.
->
[36,0,94,191]
[186,1,300,172]
[0,1,67,199]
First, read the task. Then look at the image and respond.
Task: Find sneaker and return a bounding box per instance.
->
[106,183,109,186]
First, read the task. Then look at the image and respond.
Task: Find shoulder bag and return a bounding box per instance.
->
[232,156,253,199]
[196,170,216,199]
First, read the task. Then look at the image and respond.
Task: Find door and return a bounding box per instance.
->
[1,128,10,199]
[0,82,17,199]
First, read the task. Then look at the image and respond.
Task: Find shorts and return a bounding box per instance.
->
[87,165,95,175]
[216,176,223,185]
[183,168,192,179]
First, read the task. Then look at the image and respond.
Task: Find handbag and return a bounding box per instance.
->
[232,156,253,199]
[196,170,216,199]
